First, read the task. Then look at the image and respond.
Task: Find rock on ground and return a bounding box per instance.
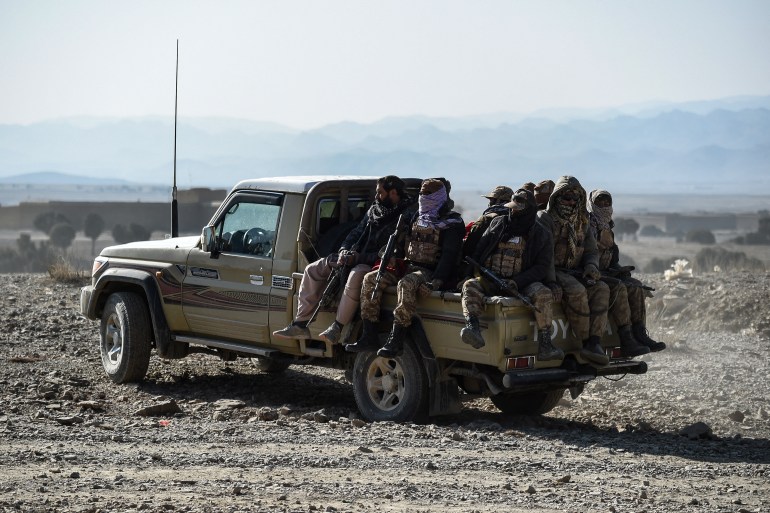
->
[1,272,769,513]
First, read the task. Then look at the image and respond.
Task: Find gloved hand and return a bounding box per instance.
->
[583,263,601,281]
[547,282,562,303]
[337,250,359,267]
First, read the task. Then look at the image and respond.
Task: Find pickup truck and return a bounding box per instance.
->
[80,176,646,422]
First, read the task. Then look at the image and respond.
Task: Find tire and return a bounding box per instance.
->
[254,357,292,374]
[99,292,152,384]
[352,341,429,423]
[490,388,566,415]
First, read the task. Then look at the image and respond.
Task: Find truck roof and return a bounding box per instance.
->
[231,175,382,194]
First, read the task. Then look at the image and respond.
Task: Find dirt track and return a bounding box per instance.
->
[1,272,769,513]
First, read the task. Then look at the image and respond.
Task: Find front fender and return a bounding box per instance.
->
[85,269,173,357]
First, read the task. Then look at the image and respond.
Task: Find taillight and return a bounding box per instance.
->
[506,356,535,370]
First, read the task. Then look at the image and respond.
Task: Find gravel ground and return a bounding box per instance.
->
[1,272,769,513]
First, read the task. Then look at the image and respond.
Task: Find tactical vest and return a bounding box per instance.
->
[595,228,615,270]
[553,223,585,268]
[406,221,442,265]
[484,235,526,278]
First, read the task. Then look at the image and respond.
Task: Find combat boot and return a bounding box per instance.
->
[460,315,485,349]
[632,322,666,352]
[618,324,650,357]
[345,320,380,353]
[377,323,407,358]
[580,335,609,366]
[536,329,564,361]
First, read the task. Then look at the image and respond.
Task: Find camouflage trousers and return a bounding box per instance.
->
[555,270,610,340]
[359,265,433,327]
[606,277,647,326]
[461,278,553,330]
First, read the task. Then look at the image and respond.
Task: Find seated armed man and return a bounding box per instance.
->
[463,185,514,261]
[346,178,465,358]
[588,189,664,352]
[460,188,564,361]
[540,176,619,366]
[273,175,416,344]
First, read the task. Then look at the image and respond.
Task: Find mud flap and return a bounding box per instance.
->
[430,377,462,416]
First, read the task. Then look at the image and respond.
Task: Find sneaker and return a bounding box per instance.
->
[272,322,310,340]
[319,322,342,344]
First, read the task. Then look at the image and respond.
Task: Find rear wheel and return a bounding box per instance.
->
[352,341,428,423]
[490,388,565,415]
[99,292,152,383]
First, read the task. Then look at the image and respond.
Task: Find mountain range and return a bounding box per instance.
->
[1,95,768,195]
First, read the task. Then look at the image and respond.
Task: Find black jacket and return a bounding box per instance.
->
[340,198,417,266]
[470,213,553,291]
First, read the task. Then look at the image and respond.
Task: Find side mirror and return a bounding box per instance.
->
[201,225,217,253]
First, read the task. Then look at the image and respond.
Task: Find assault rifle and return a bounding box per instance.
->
[557,266,655,292]
[307,252,354,327]
[371,214,406,301]
[464,256,541,313]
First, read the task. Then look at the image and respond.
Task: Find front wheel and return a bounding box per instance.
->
[490,388,565,415]
[352,341,428,423]
[99,292,152,383]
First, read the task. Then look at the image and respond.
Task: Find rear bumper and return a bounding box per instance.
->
[502,359,647,389]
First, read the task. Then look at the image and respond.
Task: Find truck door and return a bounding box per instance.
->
[182,191,283,344]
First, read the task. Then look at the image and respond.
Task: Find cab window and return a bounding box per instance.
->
[219,193,282,257]
[316,197,369,237]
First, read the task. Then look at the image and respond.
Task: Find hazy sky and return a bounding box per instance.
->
[1,0,769,129]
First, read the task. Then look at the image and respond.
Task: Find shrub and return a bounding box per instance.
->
[47,256,88,284]
[644,257,683,273]
[639,225,665,237]
[112,223,150,244]
[693,247,765,272]
[685,229,715,245]
[0,233,59,272]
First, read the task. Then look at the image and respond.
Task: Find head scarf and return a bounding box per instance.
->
[588,189,614,231]
[504,188,537,236]
[546,176,589,268]
[415,183,463,229]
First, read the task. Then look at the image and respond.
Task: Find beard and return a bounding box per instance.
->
[377,196,393,209]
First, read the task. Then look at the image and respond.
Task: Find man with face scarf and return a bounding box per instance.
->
[459,188,564,361]
[538,176,614,366]
[462,185,514,262]
[346,178,465,357]
[274,175,416,344]
[588,190,665,352]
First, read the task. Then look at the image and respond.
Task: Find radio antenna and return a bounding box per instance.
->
[171,39,179,238]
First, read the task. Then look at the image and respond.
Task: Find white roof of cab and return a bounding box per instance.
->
[231,175,380,194]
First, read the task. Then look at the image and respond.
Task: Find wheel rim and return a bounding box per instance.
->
[102,312,124,372]
[365,357,405,412]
